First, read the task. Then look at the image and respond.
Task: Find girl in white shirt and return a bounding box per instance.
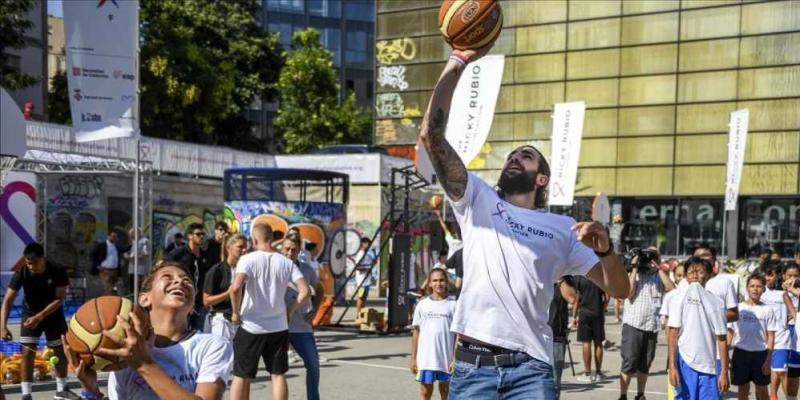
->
[762,261,795,400]
[411,268,457,400]
[732,273,780,400]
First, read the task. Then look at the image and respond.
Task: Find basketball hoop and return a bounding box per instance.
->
[0,155,17,194]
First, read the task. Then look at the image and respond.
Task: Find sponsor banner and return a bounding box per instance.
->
[0,171,37,305]
[64,0,138,142]
[445,55,505,166]
[274,154,412,184]
[549,101,586,207]
[725,109,749,211]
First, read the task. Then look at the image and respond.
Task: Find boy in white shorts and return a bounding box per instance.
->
[411,268,456,400]
[668,257,729,400]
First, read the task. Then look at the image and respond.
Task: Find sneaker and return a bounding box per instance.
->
[288,351,302,365]
[22,395,33,400]
[602,340,615,349]
[590,373,598,383]
[634,394,646,400]
[576,373,593,383]
[55,389,83,400]
[595,371,607,382]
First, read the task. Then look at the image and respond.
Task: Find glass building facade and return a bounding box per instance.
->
[375,0,800,257]
[249,0,375,148]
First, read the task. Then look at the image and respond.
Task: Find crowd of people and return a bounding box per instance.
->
[0,221,328,400]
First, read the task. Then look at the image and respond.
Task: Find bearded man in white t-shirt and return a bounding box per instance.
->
[418,44,630,399]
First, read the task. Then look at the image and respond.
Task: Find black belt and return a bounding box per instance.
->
[456,348,532,367]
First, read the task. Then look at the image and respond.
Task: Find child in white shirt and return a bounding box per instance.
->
[731,273,780,400]
[762,260,794,400]
[411,268,456,400]
[668,257,729,400]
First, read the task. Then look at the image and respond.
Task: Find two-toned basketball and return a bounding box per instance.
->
[438,0,503,50]
[65,296,134,371]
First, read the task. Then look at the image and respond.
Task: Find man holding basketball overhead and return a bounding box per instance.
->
[421,6,629,398]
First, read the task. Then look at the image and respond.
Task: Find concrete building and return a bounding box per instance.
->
[248,0,376,150]
[47,16,66,90]
[2,0,48,119]
[375,0,800,257]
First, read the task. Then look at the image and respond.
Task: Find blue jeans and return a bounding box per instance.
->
[450,357,556,399]
[290,332,320,400]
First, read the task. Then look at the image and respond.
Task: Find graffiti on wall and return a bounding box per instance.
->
[152,206,225,261]
[377,65,409,91]
[376,38,416,65]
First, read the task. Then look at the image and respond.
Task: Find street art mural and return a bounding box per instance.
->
[152,194,226,261]
[0,172,37,303]
[45,175,108,274]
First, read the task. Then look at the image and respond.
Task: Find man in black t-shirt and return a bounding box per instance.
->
[573,275,608,383]
[0,243,80,400]
[166,222,214,331]
[203,233,246,340]
[548,276,577,400]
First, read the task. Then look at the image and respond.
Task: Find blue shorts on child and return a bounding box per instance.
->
[417,370,450,384]
[674,353,719,400]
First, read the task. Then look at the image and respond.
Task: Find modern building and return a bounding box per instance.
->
[249,0,376,150]
[2,0,48,119]
[47,16,66,90]
[375,0,800,258]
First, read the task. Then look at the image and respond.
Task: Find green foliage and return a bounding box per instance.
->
[46,69,70,124]
[0,0,39,90]
[274,29,372,154]
[139,0,282,150]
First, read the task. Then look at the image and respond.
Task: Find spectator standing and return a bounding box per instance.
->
[353,237,375,318]
[164,232,185,254]
[619,248,675,400]
[573,275,608,383]
[203,221,229,266]
[549,276,577,399]
[203,233,247,340]
[91,229,121,295]
[229,224,310,400]
[166,222,214,331]
[123,228,151,294]
[761,260,794,400]
[282,235,324,400]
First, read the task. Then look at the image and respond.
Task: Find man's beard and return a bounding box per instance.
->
[497,169,538,195]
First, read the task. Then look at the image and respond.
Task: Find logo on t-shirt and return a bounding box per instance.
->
[491,202,555,240]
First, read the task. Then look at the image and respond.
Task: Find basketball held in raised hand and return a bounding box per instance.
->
[438,0,503,50]
[65,296,140,371]
[429,195,444,210]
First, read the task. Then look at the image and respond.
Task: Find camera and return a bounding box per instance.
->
[623,247,660,273]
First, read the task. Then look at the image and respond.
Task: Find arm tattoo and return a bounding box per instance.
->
[423,107,467,200]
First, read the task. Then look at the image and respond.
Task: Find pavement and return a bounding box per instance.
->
[3,309,688,399]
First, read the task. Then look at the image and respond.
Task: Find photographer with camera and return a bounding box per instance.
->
[619,247,675,400]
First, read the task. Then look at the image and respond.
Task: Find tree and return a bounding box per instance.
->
[0,0,39,90]
[274,29,372,154]
[47,70,70,124]
[139,0,282,150]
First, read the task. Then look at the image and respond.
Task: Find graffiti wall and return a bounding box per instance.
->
[45,174,108,273]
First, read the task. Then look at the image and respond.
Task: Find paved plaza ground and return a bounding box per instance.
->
[6,307,731,399]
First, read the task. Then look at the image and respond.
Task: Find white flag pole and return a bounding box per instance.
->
[133,0,141,302]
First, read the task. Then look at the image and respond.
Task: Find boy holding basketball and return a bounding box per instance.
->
[65,260,233,399]
[0,242,79,400]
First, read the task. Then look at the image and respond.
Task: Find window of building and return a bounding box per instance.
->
[680,6,740,41]
[567,48,619,80]
[568,18,621,50]
[569,0,621,21]
[742,0,800,35]
[566,78,619,108]
[675,135,727,165]
[344,0,375,22]
[617,137,674,166]
[619,74,676,105]
[620,44,677,76]
[679,38,738,72]
[309,0,341,18]
[266,0,304,14]
[742,198,799,258]
[740,33,800,67]
[739,66,800,99]
[621,12,678,46]
[618,105,675,136]
[678,70,737,103]
[676,102,736,134]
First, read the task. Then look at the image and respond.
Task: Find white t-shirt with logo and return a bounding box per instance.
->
[108,333,232,399]
[448,173,599,365]
[413,296,457,373]
[732,302,780,352]
[667,283,728,375]
[762,288,791,350]
[236,250,303,334]
[353,249,374,288]
[705,273,738,312]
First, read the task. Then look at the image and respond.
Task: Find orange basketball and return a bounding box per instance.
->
[438,0,503,51]
[429,195,444,209]
[65,296,138,371]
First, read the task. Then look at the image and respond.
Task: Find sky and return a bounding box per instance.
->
[48,0,63,17]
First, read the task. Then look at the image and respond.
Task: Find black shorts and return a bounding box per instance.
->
[620,324,658,374]
[233,328,289,378]
[19,311,67,348]
[789,366,800,378]
[577,315,605,343]
[731,348,770,386]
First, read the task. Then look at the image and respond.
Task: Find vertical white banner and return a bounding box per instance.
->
[64,0,138,142]
[548,101,586,206]
[445,55,505,166]
[724,109,749,211]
